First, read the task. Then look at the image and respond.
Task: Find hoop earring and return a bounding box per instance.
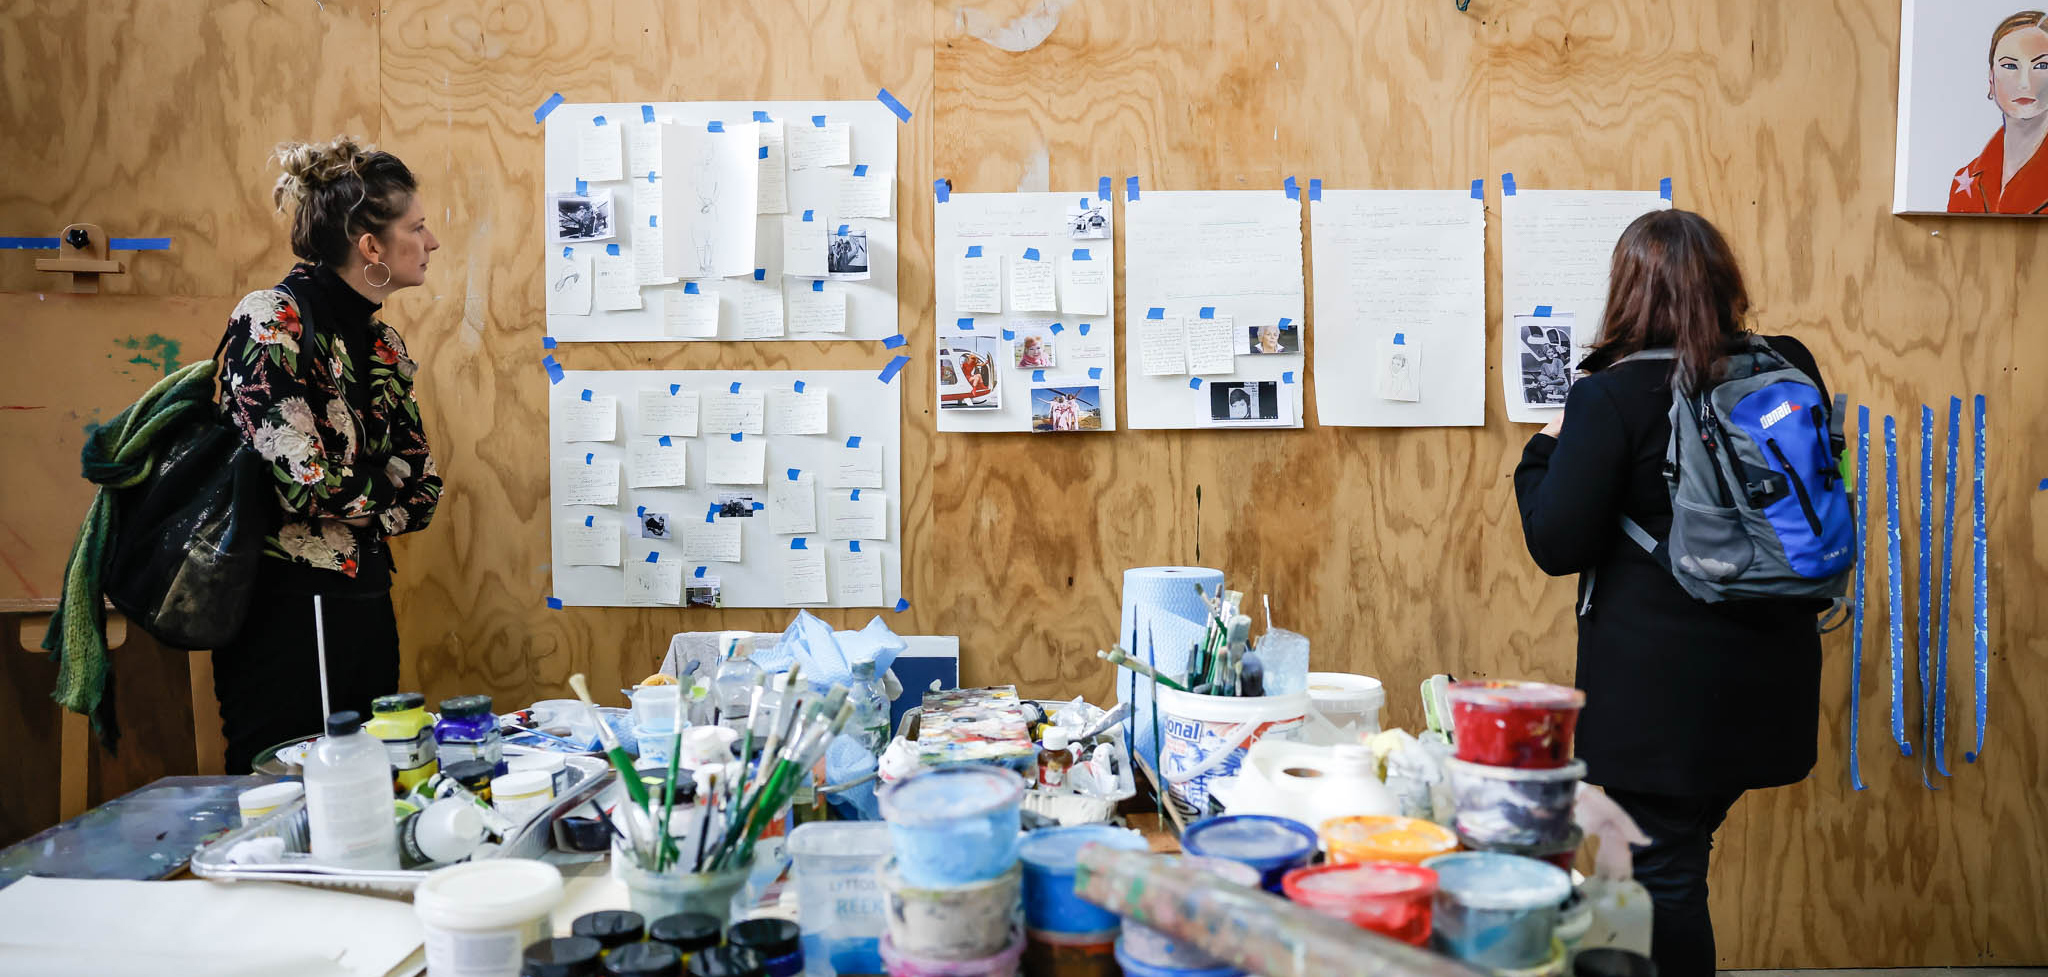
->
[364,261,392,288]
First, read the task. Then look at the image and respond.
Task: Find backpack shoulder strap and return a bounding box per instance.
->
[1619,514,1659,554]
[1613,347,1677,366]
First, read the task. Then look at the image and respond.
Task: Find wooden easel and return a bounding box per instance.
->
[33,223,126,294]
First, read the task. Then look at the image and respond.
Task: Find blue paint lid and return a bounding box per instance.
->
[1179,815,1316,867]
[1017,824,1149,872]
[1421,851,1571,910]
[877,766,1025,825]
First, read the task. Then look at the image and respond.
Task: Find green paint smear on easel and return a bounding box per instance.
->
[112,334,183,377]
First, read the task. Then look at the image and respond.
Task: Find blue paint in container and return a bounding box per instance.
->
[1114,938,1245,977]
[1017,824,1150,934]
[1421,851,1571,969]
[877,767,1027,887]
[1178,815,1317,893]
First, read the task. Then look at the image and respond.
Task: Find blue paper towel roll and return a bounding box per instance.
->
[1117,566,1225,774]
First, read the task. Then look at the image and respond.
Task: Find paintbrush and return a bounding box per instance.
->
[570,673,651,810]
[656,680,687,870]
[1098,648,1189,692]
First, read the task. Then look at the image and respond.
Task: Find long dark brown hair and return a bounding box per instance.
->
[1578,209,1750,394]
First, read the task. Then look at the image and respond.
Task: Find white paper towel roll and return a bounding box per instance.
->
[1116,566,1225,773]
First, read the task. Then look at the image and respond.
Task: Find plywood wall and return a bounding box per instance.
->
[0,0,2041,965]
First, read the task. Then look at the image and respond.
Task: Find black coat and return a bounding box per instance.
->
[1513,336,1827,796]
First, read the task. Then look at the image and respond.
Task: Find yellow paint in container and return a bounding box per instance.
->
[1320,814,1460,866]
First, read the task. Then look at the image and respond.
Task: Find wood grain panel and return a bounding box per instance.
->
[0,0,2040,964]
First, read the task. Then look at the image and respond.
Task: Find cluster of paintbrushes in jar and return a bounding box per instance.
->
[1097,584,1267,697]
[568,663,854,875]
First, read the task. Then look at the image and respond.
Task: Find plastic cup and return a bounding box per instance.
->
[1422,852,1571,969]
[1320,815,1461,866]
[1282,862,1437,946]
[1445,682,1584,769]
[1176,815,1317,893]
[1017,825,1150,933]
[788,821,893,974]
[616,857,753,926]
[1444,758,1586,847]
[880,925,1025,977]
[877,767,1027,888]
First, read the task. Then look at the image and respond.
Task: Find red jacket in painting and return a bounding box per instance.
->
[1949,127,2048,213]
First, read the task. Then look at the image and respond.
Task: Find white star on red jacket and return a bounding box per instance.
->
[1956,169,1977,197]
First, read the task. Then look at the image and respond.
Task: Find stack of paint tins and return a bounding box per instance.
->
[1016,825,1152,977]
[876,767,1029,976]
[1114,856,1262,977]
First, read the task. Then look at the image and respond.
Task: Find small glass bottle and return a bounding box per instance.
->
[367,692,438,791]
[1039,728,1075,788]
[849,661,892,754]
[712,648,765,733]
[436,694,505,775]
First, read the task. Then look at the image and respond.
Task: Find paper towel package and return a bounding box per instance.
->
[1116,566,1226,773]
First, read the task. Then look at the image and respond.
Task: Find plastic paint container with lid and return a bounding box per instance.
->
[1155,687,1309,812]
[438,694,507,775]
[605,941,684,976]
[686,945,766,977]
[1571,946,1657,977]
[1422,851,1571,969]
[1281,862,1437,946]
[1177,815,1317,893]
[1444,758,1586,847]
[236,781,303,824]
[727,918,802,977]
[883,858,1021,961]
[1017,824,1150,933]
[1455,824,1585,873]
[522,936,604,977]
[648,912,722,961]
[572,910,647,955]
[1445,682,1584,769]
[877,766,1027,888]
[415,858,565,977]
[1113,937,1244,977]
[1021,927,1119,977]
[1320,815,1461,866]
[509,751,570,795]
[496,769,558,827]
[1301,673,1387,746]
[1119,857,1260,971]
[879,925,1025,977]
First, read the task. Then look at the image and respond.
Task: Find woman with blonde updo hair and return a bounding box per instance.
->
[210,136,442,772]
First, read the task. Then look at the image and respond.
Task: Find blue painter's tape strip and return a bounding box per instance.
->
[794,380,807,393]
[1050,322,1065,334]
[641,104,654,123]
[1032,370,1045,382]
[1099,176,1112,202]
[668,384,680,395]
[878,355,909,383]
[1188,377,1203,389]
[1394,333,1406,345]
[1471,178,1485,200]
[1088,367,1102,380]
[576,179,588,195]
[585,515,595,527]
[729,432,743,442]
[1934,396,1962,777]
[1023,247,1040,261]
[812,280,824,292]
[1078,323,1091,336]
[696,565,708,578]
[584,452,594,465]
[543,336,557,349]
[580,388,593,402]
[684,282,700,294]
[647,551,659,563]
[638,506,647,517]
[1126,176,1141,201]
[837,224,850,236]
[1002,329,1016,342]
[758,145,769,160]
[753,110,772,122]
[933,179,950,202]
[1968,394,1988,763]
[533,92,564,123]
[547,596,564,609]
[649,216,658,227]
[803,209,815,221]
[1147,307,1163,320]
[1072,248,1090,260]
[877,88,912,121]
[1080,197,1089,210]
[1502,172,1517,196]
[1917,406,1938,790]
[1283,370,1296,384]
[787,468,802,481]
[593,115,608,126]
[707,120,724,132]
[1199,307,1215,319]
[884,333,906,349]
[752,502,764,510]
[109,237,171,250]
[957,317,974,330]
[1310,178,1322,202]
[658,435,673,447]
[965,245,982,258]
[1849,406,1870,791]
[894,597,910,613]
[563,246,572,258]
[855,164,869,177]
[1885,414,1911,758]
[1534,305,1552,317]
[705,506,717,523]
[544,356,565,384]
[1278,317,1292,329]
[1660,177,1673,200]
[0,237,61,249]
[605,243,620,256]
[848,436,863,448]
[1284,176,1300,200]
[851,489,862,501]
[791,537,808,550]
[753,268,766,281]
[730,381,742,393]
[851,540,862,553]
[812,115,827,127]
[648,171,659,182]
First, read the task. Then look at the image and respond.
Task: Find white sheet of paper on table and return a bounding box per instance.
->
[1059,258,1110,316]
[664,289,720,338]
[702,390,766,434]
[556,394,618,442]
[837,168,894,218]
[660,121,760,280]
[781,545,828,604]
[836,547,884,605]
[954,255,1002,313]
[782,214,829,278]
[737,280,786,339]
[787,121,852,169]
[630,179,674,285]
[1008,256,1058,312]
[638,388,701,436]
[629,441,689,488]
[770,471,818,534]
[707,436,767,484]
[683,518,745,562]
[594,254,643,311]
[832,443,883,488]
[1377,335,1423,402]
[787,283,848,334]
[557,458,621,506]
[1139,315,1189,376]
[549,250,593,315]
[757,118,788,215]
[625,557,684,605]
[769,388,829,434]
[561,519,622,566]
[628,122,661,176]
[578,122,623,182]
[1185,316,1237,375]
[827,491,887,540]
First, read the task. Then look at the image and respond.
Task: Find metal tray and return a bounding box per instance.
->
[898,698,1137,823]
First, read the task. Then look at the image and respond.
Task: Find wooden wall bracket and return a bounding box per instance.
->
[33,223,126,294]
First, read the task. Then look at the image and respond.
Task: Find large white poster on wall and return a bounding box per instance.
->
[1498,188,1669,424]
[932,192,1118,433]
[1895,2,2048,214]
[1309,189,1486,428]
[1122,190,1305,430]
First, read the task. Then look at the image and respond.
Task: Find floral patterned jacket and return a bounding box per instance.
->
[218,265,441,578]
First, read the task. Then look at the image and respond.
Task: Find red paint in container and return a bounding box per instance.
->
[1446,682,1585,769]
[1281,862,1437,946]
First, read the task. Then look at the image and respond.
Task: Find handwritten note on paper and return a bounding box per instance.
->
[557,394,618,442]
[631,179,674,285]
[757,119,788,215]
[787,283,848,334]
[787,121,851,170]
[1009,255,1058,312]
[1185,316,1236,375]
[1139,315,1189,376]
[782,215,829,278]
[628,121,661,176]
[702,390,766,434]
[629,441,688,488]
[578,122,623,182]
[827,491,887,540]
[625,557,684,605]
[738,281,786,340]
[556,459,621,506]
[638,389,701,437]
[549,250,593,315]
[683,518,744,562]
[836,548,884,606]
[595,253,643,311]
[561,519,621,566]
[707,436,767,484]
[781,545,829,604]
[832,443,883,488]
[955,255,1002,313]
[1059,258,1110,317]
[769,388,829,435]
[664,289,720,338]
[837,168,893,219]
[771,472,818,534]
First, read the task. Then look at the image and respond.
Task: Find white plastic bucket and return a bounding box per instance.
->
[1156,687,1308,812]
[415,859,564,977]
[1302,673,1386,746]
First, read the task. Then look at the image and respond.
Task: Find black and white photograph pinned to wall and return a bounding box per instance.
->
[828,227,871,281]
[1514,312,1577,408]
[640,510,673,539]
[550,189,616,243]
[1068,200,1109,238]
[686,576,722,608]
[717,492,758,518]
[1208,380,1281,423]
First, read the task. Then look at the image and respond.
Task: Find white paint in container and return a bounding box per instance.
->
[414,859,564,977]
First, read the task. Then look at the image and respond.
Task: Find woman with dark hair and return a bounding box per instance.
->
[211,136,443,772]
[1513,209,1831,977]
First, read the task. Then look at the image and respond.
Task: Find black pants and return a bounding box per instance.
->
[1603,788,1746,977]
[211,588,399,773]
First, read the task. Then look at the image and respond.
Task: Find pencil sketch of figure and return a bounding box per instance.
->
[691,144,719,274]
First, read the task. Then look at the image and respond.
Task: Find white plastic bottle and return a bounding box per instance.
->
[305,710,401,869]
